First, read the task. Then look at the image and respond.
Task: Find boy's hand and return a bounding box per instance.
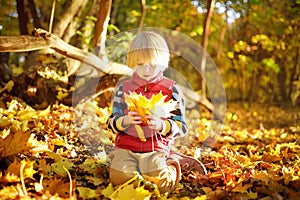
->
[122,111,142,127]
[146,115,164,131]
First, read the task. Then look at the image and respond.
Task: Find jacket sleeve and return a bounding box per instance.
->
[106,84,128,133]
[160,84,188,138]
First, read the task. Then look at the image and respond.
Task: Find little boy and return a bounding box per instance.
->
[107,31,188,195]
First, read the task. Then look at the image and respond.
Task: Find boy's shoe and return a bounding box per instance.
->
[169,151,207,175]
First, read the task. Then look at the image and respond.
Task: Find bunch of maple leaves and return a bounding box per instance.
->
[124,91,177,142]
[0,92,300,199]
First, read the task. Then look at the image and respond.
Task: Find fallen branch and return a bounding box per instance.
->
[0,35,51,52]
[0,28,133,76]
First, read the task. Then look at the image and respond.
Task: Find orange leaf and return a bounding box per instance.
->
[43,178,75,198]
[0,131,33,158]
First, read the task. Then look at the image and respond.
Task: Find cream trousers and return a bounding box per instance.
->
[109,148,181,195]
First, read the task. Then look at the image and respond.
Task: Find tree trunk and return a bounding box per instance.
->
[201,0,215,51]
[53,0,89,41]
[216,25,227,59]
[93,0,112,60]
[240,63,246,102]
[0,53,11,82]
[247,48,259,105]
[137,0,147,30]
[28,0,42,28]
[277,62,288,103]
[289,47,299,100]
[16,0,28,35]
[110,0,120,35]
[63,1,100,76]
[200,0,215,99]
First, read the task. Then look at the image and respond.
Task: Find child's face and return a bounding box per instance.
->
[135,62,162,81]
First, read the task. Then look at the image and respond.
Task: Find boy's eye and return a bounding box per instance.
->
[137,64,155,67]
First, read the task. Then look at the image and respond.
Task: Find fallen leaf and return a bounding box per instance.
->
[252,170,271,185]
[3,159,36,183]
[37,159,52,175]
[102,183,115,197]
[76,187,98,199]
[43,178,74,198]
[0,80,14,94]
[3,173,20,183]
[116,184,151,200]
[194,195,207,200]
[51,159,74,176]
[0,131,32,158]
[0,185,19,199]
[88,176,105,185]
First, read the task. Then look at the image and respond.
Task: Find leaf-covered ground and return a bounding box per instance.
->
[0,94,300,200]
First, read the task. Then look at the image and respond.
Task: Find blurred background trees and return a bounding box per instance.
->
[0,0,299,107]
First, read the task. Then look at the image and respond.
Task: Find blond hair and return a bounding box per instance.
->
[126,31,170,71]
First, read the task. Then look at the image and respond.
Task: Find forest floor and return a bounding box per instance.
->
[0,94,299,200]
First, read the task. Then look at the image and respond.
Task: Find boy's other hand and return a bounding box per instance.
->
[146,115,164,131]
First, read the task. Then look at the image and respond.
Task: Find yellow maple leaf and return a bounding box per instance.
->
[124,92,149,124]
[115,184,151,200]
[148,92,166,105]
[21,160,36,178]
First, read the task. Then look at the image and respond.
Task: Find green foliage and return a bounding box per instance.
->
[105,31,134,64]
[0,0,20,35]
[262,58,280,74]
[76,15,97,51]
[222,0,300,104]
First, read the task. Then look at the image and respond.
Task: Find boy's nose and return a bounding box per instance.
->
[144,65,150,72]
